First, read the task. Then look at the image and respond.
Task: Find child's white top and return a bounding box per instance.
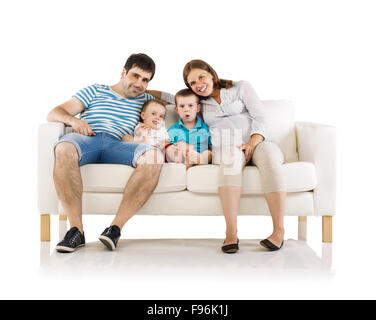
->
[134,123,170,147]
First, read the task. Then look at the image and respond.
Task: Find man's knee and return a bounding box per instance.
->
[136,149,164,166]
[134,150,163,188]
[55,142,79,163]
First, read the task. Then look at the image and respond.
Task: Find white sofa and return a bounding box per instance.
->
[37,100,336,242]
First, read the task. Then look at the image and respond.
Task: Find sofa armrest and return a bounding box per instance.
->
[295,122,336,216]
[37,122,66,215]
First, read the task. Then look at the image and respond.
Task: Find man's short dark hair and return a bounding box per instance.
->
[124,53,156,80]
[175,88,200,105]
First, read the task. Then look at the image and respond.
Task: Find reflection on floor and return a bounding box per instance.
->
[40,238,333,279]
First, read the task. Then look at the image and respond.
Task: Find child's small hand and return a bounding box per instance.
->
[142,136,151,144]
[186,148,200,165]
[175,141,193,154]
[135,126,150,137]
[137,123,151,134]
[168,145,184,163]
[156,141,165,150]
[174,146,184,163]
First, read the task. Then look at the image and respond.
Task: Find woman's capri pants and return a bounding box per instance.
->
[212,141,286,194]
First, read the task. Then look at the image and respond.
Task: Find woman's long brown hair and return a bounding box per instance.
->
[183,59,233,95]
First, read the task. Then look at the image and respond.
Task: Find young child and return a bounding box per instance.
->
[122,99,170,150]
[167,89,212,168]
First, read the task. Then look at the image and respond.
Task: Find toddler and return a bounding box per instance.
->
[167,89,212,168]
[122,99,170,150]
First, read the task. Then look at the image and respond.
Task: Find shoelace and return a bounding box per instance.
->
[71,233,82,246]
[64,228,78,240]
[65,228,82,245]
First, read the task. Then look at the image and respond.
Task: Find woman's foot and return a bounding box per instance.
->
[222,238,239,254]
[223,234,238,247]
[222,234,239,253]
[261,229,284,250]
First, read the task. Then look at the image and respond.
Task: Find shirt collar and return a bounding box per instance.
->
[178,116,203,130]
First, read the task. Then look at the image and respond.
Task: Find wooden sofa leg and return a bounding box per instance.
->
[322,216,333,243]
[40,214,50,242]
[59,215,68,241]
[298,216,307,241]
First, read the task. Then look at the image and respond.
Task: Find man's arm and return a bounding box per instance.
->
[47,97,95,136]
[146,90,175,104]
[146,90,162,99]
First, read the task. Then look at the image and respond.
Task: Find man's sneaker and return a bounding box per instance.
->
[55,227,85,253]
[99,225,121,251]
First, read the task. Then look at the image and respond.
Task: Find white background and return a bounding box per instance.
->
[1,0,376,299]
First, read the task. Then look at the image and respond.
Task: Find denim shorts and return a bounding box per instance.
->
[54,132,156,167]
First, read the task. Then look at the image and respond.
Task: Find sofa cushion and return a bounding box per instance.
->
[187,162,317,194]
[81,163,186,193]
[69,191,314,216]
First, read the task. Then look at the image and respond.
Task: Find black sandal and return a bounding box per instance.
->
[221,239,239,254]
[260,239,284,251]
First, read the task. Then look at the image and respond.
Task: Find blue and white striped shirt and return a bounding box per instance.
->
[73,84,154,140]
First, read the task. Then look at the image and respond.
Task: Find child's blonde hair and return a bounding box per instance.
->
[140,99,167,122]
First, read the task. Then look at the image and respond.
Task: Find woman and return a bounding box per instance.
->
[183,60,286,253]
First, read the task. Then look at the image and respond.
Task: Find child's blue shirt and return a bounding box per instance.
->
[168,117,212,153]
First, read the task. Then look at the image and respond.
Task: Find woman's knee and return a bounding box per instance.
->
[213,146,244,165]
[214,147,244,187]
[252,141,284,167]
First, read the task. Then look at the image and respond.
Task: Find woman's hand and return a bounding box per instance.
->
[240,134,264,163]
[239,143,256,163]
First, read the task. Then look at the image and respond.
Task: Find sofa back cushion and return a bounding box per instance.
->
[261,100,298,162]
[165,104,179,128]
[164,100,298,163]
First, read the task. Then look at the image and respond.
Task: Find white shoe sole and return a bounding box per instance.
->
[55,244,85,253]
[98,235,116,251]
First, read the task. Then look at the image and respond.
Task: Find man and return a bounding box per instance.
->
[47,53,170,252]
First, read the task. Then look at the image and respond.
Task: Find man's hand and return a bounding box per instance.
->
[122,134,134,142]
[71,118,96,136]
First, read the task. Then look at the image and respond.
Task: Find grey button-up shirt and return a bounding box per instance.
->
[200,80,267,148]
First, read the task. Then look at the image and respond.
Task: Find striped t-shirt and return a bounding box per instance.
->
[73,84,154,140]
